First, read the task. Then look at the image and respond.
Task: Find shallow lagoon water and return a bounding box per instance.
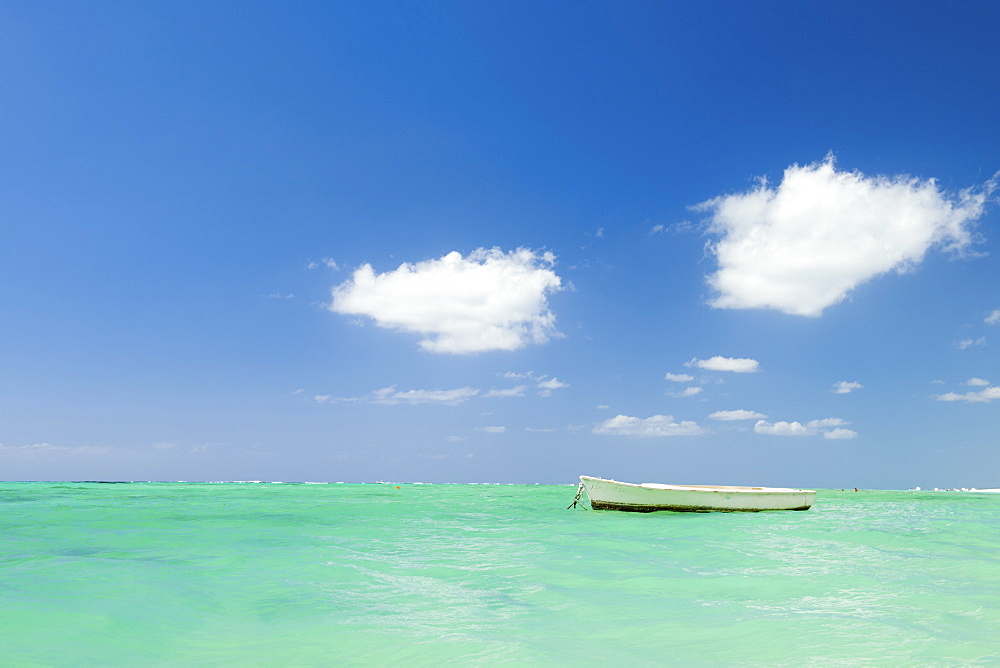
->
[2,482,999,664]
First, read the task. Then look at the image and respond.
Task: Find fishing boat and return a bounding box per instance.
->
[574,475,816,512]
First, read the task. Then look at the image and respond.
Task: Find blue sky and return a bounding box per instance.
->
[2,1,998,487]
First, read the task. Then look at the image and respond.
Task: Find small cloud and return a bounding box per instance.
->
[484,385,528,399]
[966,378,990,386]
[537,377,568,391]
[593,414,704,437]
[754,420,811,436]
[958,337,986,350]
[807,418,848,429]
[670,386,703,398]
[985,309,1000,325]
[687,356,760,373]
[831,381,863,394]
[477,426,506,434]
[307,258,340,270]
[650,221,696,235]
[536,377,569,396]
[525,427,556,433]
[709,409,767,421]
[754,417,852,438]
[327,386,480,405]
[596,404,610,410]
[595,227,605,238]
[936,386,1000,403]
[265,292,295,299]
[499,371,568,396]
[371,386,480,405]
[665,372,695,383]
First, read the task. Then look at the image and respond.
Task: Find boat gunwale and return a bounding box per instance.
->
[580,475,815,495]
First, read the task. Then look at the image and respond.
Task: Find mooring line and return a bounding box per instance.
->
[567,481,587,509]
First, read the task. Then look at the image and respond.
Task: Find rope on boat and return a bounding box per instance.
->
[567,482,587,509]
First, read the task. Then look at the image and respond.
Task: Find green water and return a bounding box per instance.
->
[2,482,999,665]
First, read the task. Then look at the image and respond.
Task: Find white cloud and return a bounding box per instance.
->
[536,377,569,396]
[754,417,852,438]
[807,418,848,429]
[329,247,563,354]
[537,378,568,390]
[328,373,565,405]
[671,386,703,398]
[665,372,695,382]
[966,378,990,386]
[987,310,1000,325]
[307,258,339,270]
[754,420,812,436]
[824,428,858,440]
[477,426,506,434]
[368,386,480,405]
[593,414,704,437]
[958,337,986,350]
[697,157,996,317]
[936,386,1000,403]
[709,409,767,421]
[500,371,568,396]
[831,381,863,394]
[687,356,760,373]
[483,386,528,398]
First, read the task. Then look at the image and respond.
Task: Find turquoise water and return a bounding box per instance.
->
[2,482,999,665]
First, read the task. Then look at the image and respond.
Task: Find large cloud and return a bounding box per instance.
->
[698,157,996,316]
[330,248,563,354]
[593,414,704,437]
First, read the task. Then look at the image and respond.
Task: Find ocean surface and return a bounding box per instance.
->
[2,482,999,665]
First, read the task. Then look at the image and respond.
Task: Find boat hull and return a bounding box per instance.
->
[580,476,815,512]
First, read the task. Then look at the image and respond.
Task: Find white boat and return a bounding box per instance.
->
[576,475,816,512]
